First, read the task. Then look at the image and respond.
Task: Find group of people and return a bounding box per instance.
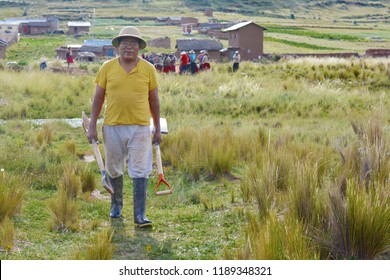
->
[179,50,211,75]
[142,52,177,74]
[67,44,238,75]
[140,50,212,75]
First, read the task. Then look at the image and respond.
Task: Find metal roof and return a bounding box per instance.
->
[0,18,58,25]
[83,39,112,47]
[67,44,83,48]
[168,17,181,21]
[223,21,266,32]
[80,45,104,53]
[0,20,20,25]
[68,22,91,27]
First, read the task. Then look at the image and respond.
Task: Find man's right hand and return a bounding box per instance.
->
[87,125,98,144]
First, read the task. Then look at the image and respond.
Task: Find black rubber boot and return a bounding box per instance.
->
[133,178,152,228]
[109,176,123,218]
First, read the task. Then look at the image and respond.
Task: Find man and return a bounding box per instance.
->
[232,50,240,72]
[87,26,161,228]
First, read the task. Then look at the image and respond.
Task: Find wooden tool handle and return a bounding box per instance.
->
[92,140,105,172]
[154,143,163,175]
[156,190,172,196]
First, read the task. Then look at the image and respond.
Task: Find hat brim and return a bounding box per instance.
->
[112,35,147,50]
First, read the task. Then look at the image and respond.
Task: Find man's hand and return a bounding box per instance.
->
[152,130,162,145]
[87,125,98,144]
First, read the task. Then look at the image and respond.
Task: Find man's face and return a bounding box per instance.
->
[118,38,139,61]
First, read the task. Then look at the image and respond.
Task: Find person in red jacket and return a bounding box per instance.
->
[179,51,189,75]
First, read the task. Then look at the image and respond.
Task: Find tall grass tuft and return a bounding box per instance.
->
[75,228,114,260]
[288,157,327,228]
[0,174,26,221]
[86,228,114,259]
[61,140,77,155]
[59,164,81,198]
[236,126,268,162]
[0,217,15,251]
[80,165,97,193]
[164,125,239,181]
[203,125,237,178]
[163,127,202,181]
[48,189,79,232]
[344,117,390,189]
[34,122,54,149]
[241,160,275,217]
[347,183,390,259]
[314,180,390,259]
[238,211,320,259]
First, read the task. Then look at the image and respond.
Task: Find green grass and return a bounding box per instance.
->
[0,56,389,260]
[265,36,341,50]
[0,0,389,260]
[265,26,365,42]
[1,0,389,65]
[5,36,77,64]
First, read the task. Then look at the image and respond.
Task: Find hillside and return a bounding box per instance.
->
[1,0,390,271]
[1,0,389,63]
[1,0,389,22]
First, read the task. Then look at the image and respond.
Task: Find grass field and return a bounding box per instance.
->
[1,57,389,260]
[1,0,390,64]
[0,0,390,262]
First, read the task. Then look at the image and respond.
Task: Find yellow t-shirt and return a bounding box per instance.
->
[95,57,158,126]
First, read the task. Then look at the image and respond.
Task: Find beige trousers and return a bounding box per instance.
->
[102,125,152,179]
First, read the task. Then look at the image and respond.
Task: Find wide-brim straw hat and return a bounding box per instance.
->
[112,26,147,50]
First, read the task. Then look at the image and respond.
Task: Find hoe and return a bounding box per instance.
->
[150,118,172,196]
[81,111,114,195]
[154,142,173,196]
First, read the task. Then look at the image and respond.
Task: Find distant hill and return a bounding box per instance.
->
[1,0,389,21]
[183,0,390,20]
